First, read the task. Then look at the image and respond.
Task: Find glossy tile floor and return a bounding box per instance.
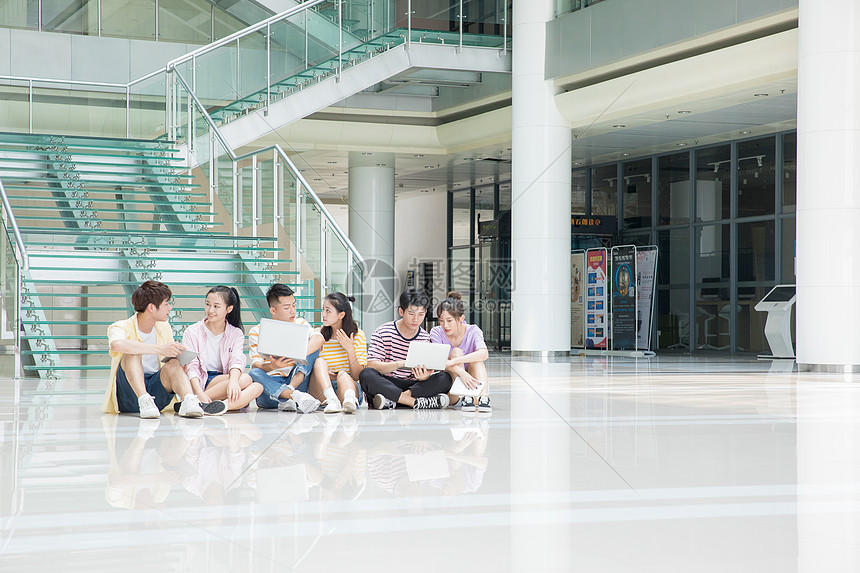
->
[1,355,859,572]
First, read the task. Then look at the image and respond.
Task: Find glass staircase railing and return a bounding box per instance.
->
[0,131,322,379]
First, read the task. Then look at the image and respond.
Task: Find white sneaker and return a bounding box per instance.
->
[292,390,320,414]
[324,398,343,414]
[178,394,204,418]
[278,398,297,412]
[138,394,160,419]
[342,395,357,414]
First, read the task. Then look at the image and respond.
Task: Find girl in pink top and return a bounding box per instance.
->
[182,286,263,412]
[429,291,491,413]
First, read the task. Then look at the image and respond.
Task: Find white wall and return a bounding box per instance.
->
[394,190,448,310]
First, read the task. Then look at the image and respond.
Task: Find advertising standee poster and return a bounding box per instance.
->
[636,248,658,351]
[611,246,637,350]
[571,252,585,348]
[585,248,607,349]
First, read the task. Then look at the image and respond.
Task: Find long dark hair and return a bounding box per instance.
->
[208,285,243,332]
[436,291,466,320]
[320,292,358,341]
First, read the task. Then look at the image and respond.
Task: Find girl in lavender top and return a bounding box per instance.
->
[429,291,491,413]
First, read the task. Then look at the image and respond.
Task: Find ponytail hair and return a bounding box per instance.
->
[320,292,358,341]
[436,290,466,320]
[208,285,243,332]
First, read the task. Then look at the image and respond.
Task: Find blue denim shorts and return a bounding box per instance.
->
[115,363,174,413]
[203,370,222,389]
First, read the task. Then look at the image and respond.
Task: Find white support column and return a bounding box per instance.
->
[511,0,572,355]
[796,0,860,370]
[348,152,395,335]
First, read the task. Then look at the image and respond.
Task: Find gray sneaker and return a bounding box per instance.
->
[202,400,228,416]
[372,394,397,410]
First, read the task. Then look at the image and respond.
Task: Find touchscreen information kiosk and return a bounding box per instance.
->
[754,285,796,359]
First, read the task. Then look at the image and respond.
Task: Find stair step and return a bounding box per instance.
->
[13,204,216,216]
[16,216,219,226]
[29,266,295,275]
[28,253,294,264]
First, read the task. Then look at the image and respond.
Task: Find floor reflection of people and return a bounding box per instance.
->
[103,414,263,510]
[365,414,490,497]
[103,415,188,510]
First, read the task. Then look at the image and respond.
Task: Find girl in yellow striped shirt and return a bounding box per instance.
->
[311,292,367,414]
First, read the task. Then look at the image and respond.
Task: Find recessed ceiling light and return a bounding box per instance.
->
[678,110,692,114]
[361,152,372,155]
[740,130,751,135]
[413,154,424,158]
[314,178,322,181]
[754,93,769,97]
[613,124,626,128]
[376,163,386,167]
[621,153,630,156]
[677,143,687,147]
[424,165,434,169]
[327,161,337,164]
[573,162,581,165]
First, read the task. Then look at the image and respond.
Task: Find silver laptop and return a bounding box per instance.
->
[256,318,312,365]
[404,341,450,371]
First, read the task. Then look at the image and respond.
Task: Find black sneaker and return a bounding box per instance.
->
[174,399,228,416]
[202,400,228,416]
[413,393,450,410]
[476,395,492,413]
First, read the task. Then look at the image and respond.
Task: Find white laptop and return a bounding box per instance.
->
[404,341,450,371]
[450,376,486,398]
[256,318,312,365]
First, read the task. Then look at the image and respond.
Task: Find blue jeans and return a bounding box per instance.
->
[252,349,319,409]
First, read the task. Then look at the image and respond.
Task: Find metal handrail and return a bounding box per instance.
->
[0,179,30,271]
[170,67,365,274]
[168,0,327,67]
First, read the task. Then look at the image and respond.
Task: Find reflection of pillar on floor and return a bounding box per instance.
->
[510,0,571,354]
[796,383,860,572]
[348,152,395,335]
[797,0,860,370]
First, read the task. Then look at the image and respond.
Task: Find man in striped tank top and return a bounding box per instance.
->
[359,288,453,410]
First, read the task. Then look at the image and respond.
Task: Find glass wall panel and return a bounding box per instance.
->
[656,227,689,287]
[738,137,776,218]
[213,5,246,41]
[590,164,616,216]
[452,189,471,247]
[101,0,156,40]
[695,285,730,351]
[572,168,586,215]
[449,247,473,317]
[695,145,731,222]
[695,224,730,283]
[622,158,651,229]
[159,0,212,43]
[475,185,495,236]
[619,232,650,248]
[42,0,97,34]
[781,217,796,283]
[737,220,775,283]
[657,288,689,350]
[783,132,796,213]
[657,152,690,225]
[0,0,33,28]
[736,285,774,353]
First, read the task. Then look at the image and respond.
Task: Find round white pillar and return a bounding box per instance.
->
[511,0,572,354]
[796,0,860,370]
[348,152,395,335]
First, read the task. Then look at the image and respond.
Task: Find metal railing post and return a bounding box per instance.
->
[459,0,463,50]
[296,180,303,256]
[407,0,411,44]
[28,80,32,134]
[503,0,508,55]
[338,0,343,78]
[14,270,21,380]
[320,219,327,291]
[251,155,258,236]
[209,129,216,224]
[266,22,271,112]
[232,162,239,236]
[273,149,279,251]
[126,85,131,138]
